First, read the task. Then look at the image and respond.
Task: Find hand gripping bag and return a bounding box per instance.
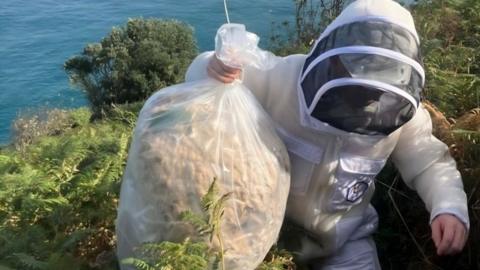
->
[116,24,290,270]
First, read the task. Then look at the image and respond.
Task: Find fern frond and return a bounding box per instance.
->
[201,177,219,211]
[179,211,209,236]
[452,129,480,143]
[121,258,154,270]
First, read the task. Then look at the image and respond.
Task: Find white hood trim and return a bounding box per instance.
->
[307,78,419,114]
[301,45,425,85]
[296,75,389,139]
[319,15,420,45]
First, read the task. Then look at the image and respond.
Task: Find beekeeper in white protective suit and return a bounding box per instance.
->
[185,0,469,269]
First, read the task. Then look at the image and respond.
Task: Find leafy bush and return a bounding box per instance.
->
[64,18,198,116]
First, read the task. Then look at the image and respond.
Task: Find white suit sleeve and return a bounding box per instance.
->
[391,104,469,228]
[185,51,213,82]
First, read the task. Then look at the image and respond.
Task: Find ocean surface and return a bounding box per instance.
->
[0,0,295,144]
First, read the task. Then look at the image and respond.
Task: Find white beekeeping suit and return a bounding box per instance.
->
[186,0,469,269]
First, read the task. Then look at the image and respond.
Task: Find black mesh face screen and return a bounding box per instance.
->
[299,19,422,135]
[310,85,415,135]
[303,20,420,74]
[301,56,351,107]
[301,54,422,107]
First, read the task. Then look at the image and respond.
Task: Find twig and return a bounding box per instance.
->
[376,179,416,201]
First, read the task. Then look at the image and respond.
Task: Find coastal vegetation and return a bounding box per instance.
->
[64,19,198,117]
[0,0,478,269]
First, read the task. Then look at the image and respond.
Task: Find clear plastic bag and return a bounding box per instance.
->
[116,24,290,270]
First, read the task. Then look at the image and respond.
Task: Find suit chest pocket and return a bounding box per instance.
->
[328,154,386,212]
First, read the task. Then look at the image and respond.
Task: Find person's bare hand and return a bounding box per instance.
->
[207,54,242,83]
[431,214,468,256]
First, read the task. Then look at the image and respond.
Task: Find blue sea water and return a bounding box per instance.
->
[0,0,295,144]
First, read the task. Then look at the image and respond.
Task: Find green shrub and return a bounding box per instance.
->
[64,18,198,116]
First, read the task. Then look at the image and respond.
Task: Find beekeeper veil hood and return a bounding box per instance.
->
[298,0,424,136]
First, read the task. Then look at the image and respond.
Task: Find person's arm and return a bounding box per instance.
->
[185,51,271,102]
[185,51,302,110]
[391,104,469,255]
